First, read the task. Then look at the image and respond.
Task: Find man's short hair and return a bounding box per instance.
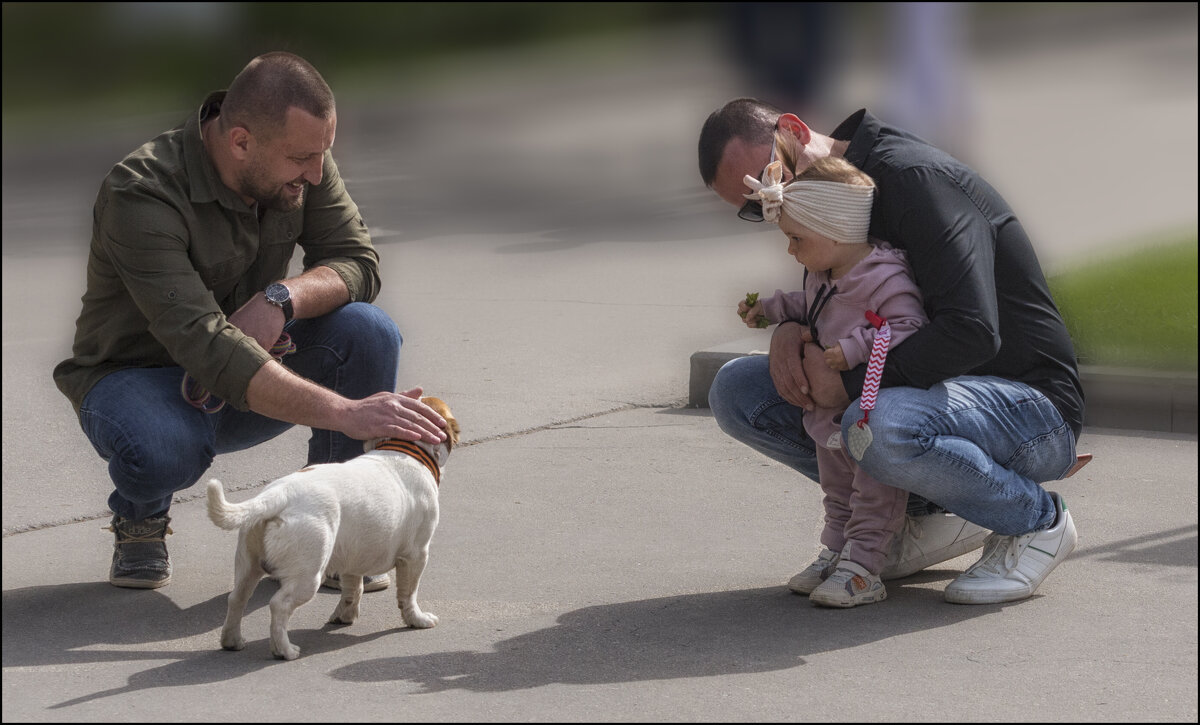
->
[697,98,782,187]
[220,52,335,138]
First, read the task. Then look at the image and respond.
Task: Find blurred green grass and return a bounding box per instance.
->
[1049,230,1198,371]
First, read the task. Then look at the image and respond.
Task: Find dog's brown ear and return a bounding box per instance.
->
[421,396,460,449]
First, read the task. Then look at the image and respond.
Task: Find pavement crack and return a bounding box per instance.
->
[2,400,689,538]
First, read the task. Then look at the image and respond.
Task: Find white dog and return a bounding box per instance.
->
[206,397,459,660]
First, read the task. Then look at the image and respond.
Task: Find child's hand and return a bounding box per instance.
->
[738,292,769,328]
[824,344,849,371]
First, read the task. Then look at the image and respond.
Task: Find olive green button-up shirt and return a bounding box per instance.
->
[53,91,381,415]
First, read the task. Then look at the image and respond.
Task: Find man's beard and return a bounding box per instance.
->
[240,168,306,212]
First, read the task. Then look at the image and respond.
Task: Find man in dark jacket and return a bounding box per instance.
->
[698,99,1085,605]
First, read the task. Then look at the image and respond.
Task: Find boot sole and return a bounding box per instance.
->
[110,575,171,589]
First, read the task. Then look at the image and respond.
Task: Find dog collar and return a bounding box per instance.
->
[375,438,441,486]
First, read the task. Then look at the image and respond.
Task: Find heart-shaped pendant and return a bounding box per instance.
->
[847,420,873,461]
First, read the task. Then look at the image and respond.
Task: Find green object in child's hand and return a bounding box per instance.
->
[741,292,769,327]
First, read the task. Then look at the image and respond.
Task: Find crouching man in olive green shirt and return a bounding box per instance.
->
[53,52,447,591]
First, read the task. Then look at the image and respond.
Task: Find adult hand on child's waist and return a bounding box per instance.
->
[802,342,851,409]
[769,321,816,410]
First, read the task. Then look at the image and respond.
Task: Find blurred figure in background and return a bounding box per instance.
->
[724,2,846,130]
[880,2,975,160]
[725,2,975,158]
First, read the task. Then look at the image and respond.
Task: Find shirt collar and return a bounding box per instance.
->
[183,90,254,213]
[830,108,879,170]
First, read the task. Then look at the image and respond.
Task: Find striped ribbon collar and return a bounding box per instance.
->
[374,438,442,486]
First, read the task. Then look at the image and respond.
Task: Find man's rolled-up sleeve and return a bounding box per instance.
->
[299,152,381,303]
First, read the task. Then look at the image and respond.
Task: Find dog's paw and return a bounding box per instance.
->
[329,598,361,625]
[220,631,246,651]
[404,610,438,629]
[271,641,301,661]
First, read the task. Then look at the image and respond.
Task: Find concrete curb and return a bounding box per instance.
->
[688,336,1198,435]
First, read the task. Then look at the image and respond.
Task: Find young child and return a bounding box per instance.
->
[738,143,928,608]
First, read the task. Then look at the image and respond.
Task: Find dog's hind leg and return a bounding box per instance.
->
[328,574,364,625]
[220,530,264,652]
[395,549,438,629]
[268,572,320,660]
[263,519,330,660]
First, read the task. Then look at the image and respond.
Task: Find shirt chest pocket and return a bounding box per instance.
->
[255,216,302,277]
[195,254,250,301]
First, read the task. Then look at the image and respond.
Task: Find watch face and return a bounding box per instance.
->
[266,283,289,304]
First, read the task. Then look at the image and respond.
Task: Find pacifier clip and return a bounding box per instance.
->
[846,310,890,461]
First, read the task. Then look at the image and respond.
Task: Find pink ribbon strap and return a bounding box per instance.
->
[857,311,890,426]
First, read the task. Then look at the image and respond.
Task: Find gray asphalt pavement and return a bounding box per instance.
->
[3,7,1197,722]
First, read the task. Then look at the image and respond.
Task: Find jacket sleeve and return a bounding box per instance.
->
[298,152,381,302]
[760,288,809,326]
[837,273,928,370]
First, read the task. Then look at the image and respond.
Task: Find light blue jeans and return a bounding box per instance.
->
[79,303,401,521]
[708,355,1078,536]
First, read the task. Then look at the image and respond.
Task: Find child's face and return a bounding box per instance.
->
[779,214,839,271]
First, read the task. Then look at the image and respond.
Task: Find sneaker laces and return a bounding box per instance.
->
[964,532,1032,576]
[105,519,174,544]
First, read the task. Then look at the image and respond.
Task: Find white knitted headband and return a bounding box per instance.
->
[743,161,874,244]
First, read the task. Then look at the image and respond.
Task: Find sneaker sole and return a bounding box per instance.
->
[810,589,888,608]
[322,577,392,593]
[787,578,821,595]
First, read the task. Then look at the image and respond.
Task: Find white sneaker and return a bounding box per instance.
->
[944,492,1077,605]
[322,572,391,593]
[809,558,887,608]
[880,512,991,580]
[787,548,840,595]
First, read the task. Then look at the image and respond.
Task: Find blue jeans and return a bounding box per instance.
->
[708,355,1078,536]
[79,303,402,521]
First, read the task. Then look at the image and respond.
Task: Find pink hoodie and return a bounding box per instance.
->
[760,242,928,443]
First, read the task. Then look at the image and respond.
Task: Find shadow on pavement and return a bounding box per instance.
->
[1075,524,1197,568]
[0,580,401,709]
[328,583,1000,694]
[4,523,1193,707]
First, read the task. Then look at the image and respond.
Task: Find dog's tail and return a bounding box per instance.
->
[206,478,287,530]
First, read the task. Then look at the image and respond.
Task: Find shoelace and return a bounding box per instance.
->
[965,533,1031,576]
[105,522,174,542]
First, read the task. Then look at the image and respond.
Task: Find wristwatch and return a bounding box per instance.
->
[264,282,294,321]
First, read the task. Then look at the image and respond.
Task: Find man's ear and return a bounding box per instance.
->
[228,125,253,161]
[777,113,811,145]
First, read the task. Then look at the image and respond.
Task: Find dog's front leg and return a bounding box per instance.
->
[395,550,438,628]
[328,574,364,625]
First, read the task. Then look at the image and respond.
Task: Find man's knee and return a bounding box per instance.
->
[108,433,214,503]
[842,399,917,478]
[708,357,752,433]
[337,302,402,353]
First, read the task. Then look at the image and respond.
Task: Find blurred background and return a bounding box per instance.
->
[2,2,1196,530]
[3,1,1197,368]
